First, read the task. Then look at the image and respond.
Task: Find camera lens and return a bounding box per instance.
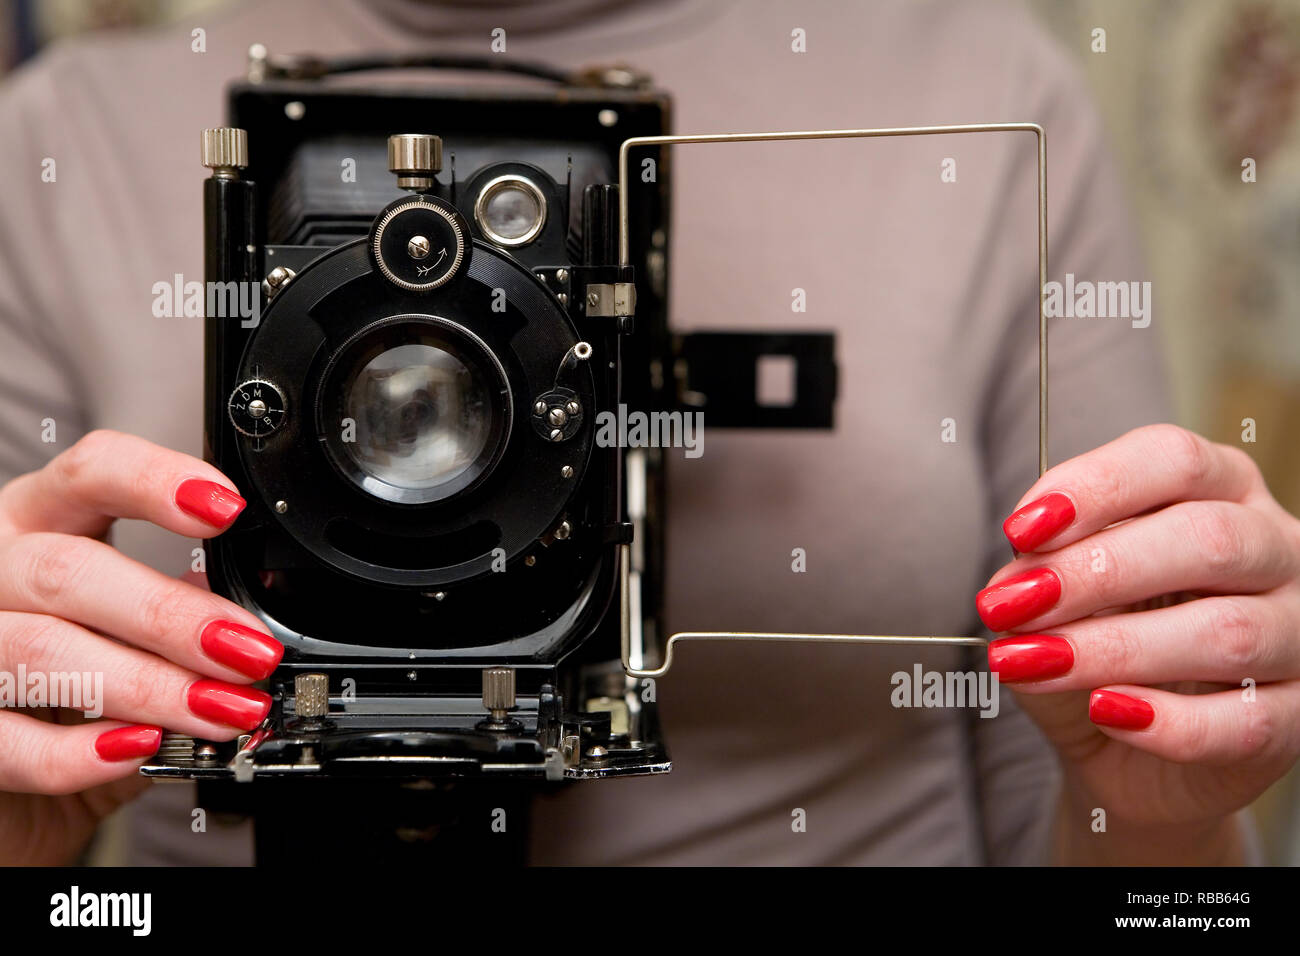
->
[343,343,490,494]
[320,316,512,505]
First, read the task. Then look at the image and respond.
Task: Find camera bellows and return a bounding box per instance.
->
[294,673,330,719]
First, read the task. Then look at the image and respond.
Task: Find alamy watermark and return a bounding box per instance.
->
[0,666,103,717]
[890,663,1000,718]
[594,404,705,458]
[152,274,261,328]
[1042,273,1152,328]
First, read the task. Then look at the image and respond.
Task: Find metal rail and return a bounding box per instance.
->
[614,125,1048,678]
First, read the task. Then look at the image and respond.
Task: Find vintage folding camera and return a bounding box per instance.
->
[140,50,837,811]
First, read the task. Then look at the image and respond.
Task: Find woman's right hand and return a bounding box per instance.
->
[0,430,283,864]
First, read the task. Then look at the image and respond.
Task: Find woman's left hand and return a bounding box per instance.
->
[977,424,1300,862]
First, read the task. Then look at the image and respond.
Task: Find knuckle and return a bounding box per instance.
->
[2,614,74,670]
[1238,700,1275,762]
[14,729,80,795]
[1151,424,1212,488]
[55,429,118,485]
[1206,598,1262,673]
[1169,705,1215,764]
[1083,457,1128,512]
[135,581,192,646]
[1185,503,1248,577]
[112,660,164,717]
[1086,620,1137,676]
[16,533,95,608]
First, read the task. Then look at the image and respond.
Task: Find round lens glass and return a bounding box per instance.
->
[479,181,544,243]
[341,343,492,495]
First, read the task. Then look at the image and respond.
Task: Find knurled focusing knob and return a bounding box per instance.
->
[201,128,248,174]
[388,133,442,190]
[295,673,329,720]
[482,667,516,714]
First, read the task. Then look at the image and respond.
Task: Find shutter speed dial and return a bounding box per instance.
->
[228,378,287,438]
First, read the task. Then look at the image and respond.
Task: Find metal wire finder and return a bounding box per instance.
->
[614,125,1048,678]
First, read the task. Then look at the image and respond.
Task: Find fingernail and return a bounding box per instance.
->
[976,567,1061,631]
[1003,492,1075,552]
[200,620,283,680]
[176,479,245,529]
[95,724,162,762]
[187,680,271,730]
[988,634,1074,682]
[1089,689,1155,730]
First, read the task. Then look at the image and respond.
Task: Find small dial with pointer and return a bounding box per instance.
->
[228,378,287,438]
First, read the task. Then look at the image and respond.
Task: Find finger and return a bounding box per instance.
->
[988,591,1300,690]
[978,499,1297,632]
[0,429,245,539]
[0,711,162,795]
[0,611,272,738]
[0,533,282,682]
[1001,424,1266,553]
[1085,680,1300,767]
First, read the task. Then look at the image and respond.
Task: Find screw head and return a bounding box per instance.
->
[274,500,288,514]
[556,268,570,283]
[407,235,430,260]
[587,290,599,307]
[549,428,563,442]
[565,401,580,416]
[555,521,572,540]
[262,265,296,298]
[533,400,547,416]
[561,465,574,478]
[547,407,568,427]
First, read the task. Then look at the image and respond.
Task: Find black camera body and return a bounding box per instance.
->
[186,72,675,786]
[142,60,837,839]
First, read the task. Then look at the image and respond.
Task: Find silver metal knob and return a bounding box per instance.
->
[261,265,295,299]
[482,667,516,721]
[201,128,248,175]
[295,673,329,719]
[387,133,442,190]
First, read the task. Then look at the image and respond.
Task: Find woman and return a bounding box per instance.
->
[0,0,1295,865]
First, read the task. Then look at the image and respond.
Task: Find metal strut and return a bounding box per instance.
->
[614,124,1048,678]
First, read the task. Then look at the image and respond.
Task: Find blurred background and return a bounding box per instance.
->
[0,0,1296,863]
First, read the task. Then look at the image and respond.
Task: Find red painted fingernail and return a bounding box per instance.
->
[988,634,1074,682]
[976,567,1061,632]
[1089,689,1155,730]
[176,479,245,528]
[95,725,162,762]
[200,620,283,680]
[187,680,271,730]
[1003,492,1076,552]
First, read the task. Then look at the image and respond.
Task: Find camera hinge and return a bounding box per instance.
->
[583,282,636,317]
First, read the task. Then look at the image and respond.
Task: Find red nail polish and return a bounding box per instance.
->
[95,725,162,761]
[1089,689,1155,730]
[176,479,245,529]
[200,620,283,680]
[187,680,271,730]
[988,634,1073,682]
[1003,492,1075,552]
[976,567,1061,632]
